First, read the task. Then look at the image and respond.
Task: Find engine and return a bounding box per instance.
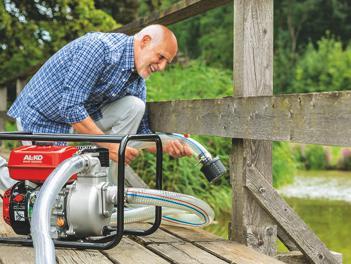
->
[2,145,114,239]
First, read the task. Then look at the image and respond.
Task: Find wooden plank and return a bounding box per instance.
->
[126,223,183,244]
[161,226,283,263]
[195,240,284,264]
[0,0,231,87]
[0,202,36,263]
[0,245,35,264]
[276,251,342,264]
[149,91,351,147]
[16,78,27,96]
[0,87,7,132]
[278,226,299,251]
[246,165,340,264]
[161,225,225,242]
[147,242,228,264]
[103,237,170,264]
[230,0,276,256]
[0,87,7,112]
[56,249,112,264]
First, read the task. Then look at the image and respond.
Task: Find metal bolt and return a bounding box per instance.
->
[266,227,274,236]
[318,253,324,260]
[258,187,265,194]
[257,239,264,246]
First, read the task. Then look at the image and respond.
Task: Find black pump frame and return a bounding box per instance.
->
[0,132,163,249]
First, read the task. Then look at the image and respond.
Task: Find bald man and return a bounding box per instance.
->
[7,24,191,163]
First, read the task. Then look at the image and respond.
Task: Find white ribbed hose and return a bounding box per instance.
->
[107,187,214,227]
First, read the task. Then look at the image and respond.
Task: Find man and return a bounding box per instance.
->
[7,24,192,163]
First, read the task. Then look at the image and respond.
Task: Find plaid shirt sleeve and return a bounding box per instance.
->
[137,81,153,134]
[59,38,106,124]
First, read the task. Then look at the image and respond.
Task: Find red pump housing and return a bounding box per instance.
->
[8,145,78,183]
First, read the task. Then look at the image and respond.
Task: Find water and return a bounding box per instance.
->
[206,170,351,263]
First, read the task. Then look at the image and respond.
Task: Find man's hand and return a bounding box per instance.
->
[71,117,139,164]
[103,143,139,164]
[163,140,193,158]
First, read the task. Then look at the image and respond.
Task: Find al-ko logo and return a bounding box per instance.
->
[23,155,44,162]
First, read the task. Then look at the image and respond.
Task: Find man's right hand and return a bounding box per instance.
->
[103,143,139,164]
[71,117,139,164]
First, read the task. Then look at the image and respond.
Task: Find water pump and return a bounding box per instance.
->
[0,132,226,263]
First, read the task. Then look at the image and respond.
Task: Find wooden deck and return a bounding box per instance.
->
[0,210,286,264]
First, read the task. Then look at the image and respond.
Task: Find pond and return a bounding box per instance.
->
[205,170,351,264]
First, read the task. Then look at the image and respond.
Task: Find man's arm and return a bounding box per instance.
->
[71,117,139,164]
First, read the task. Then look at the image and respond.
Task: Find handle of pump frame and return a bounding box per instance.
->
[0,132,163,250]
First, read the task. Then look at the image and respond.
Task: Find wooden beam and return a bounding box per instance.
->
[0,87,7,112]
[229,0,276,256]
[16,78,27,96]
[276,251,342,264]
[0,0,231,87]
[246,165,340,264]
[148,91,351,147]
[0,87,7,131]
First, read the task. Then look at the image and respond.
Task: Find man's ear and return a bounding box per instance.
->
[141,35,152,48]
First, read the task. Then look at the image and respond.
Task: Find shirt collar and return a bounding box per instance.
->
[123,36,135,72]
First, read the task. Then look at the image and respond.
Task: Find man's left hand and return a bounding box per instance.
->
[163,140,193,158]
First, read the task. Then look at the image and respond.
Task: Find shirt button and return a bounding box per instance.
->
[112,93,116,96]
[122,68,125,71]
[123,78,126,81]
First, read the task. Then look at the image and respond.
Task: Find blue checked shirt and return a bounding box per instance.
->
[8,32,152,135]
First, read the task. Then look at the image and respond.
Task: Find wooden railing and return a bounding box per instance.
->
[0,1,344,263]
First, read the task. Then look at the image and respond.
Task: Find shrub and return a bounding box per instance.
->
[272,142,297,188]
[290,36,351,93]
[338,149,351,170]
[304,145,327,170]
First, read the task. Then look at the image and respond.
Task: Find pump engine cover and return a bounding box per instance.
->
[8,145,78,183]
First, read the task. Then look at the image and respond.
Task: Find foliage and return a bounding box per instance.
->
[272,142,297,188]
[338,149,351,170]
[289,37,351,93]
[94,0,138,25]
[146,61,233,101]
[0,0,118,83]
[304,145,327,170]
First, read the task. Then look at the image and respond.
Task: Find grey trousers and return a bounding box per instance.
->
[95,96,146,185]
[0,96,145,191]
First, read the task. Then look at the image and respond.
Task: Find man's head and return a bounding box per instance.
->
[134,24,178,79]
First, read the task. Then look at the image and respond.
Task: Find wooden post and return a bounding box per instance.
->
[230,0,276,256]
[16,78,26,96]
[0,86,7,132]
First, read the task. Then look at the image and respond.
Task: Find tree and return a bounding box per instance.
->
[0,0,118,83]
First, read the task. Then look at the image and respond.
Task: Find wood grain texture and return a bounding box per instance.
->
[103,238,170,264]
[195,240,284,264]
[16,78,27,96]
[0,87,7,112]
[56,249,112,264]
[230,0,276,256]
[276,251,342,264]
[147,242,228,264]
[0,245,35,264]
[162,225,225,242]
[148,91,351,147]
[246,166,341,264]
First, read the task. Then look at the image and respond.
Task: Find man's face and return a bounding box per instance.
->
[135,36,177,79]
